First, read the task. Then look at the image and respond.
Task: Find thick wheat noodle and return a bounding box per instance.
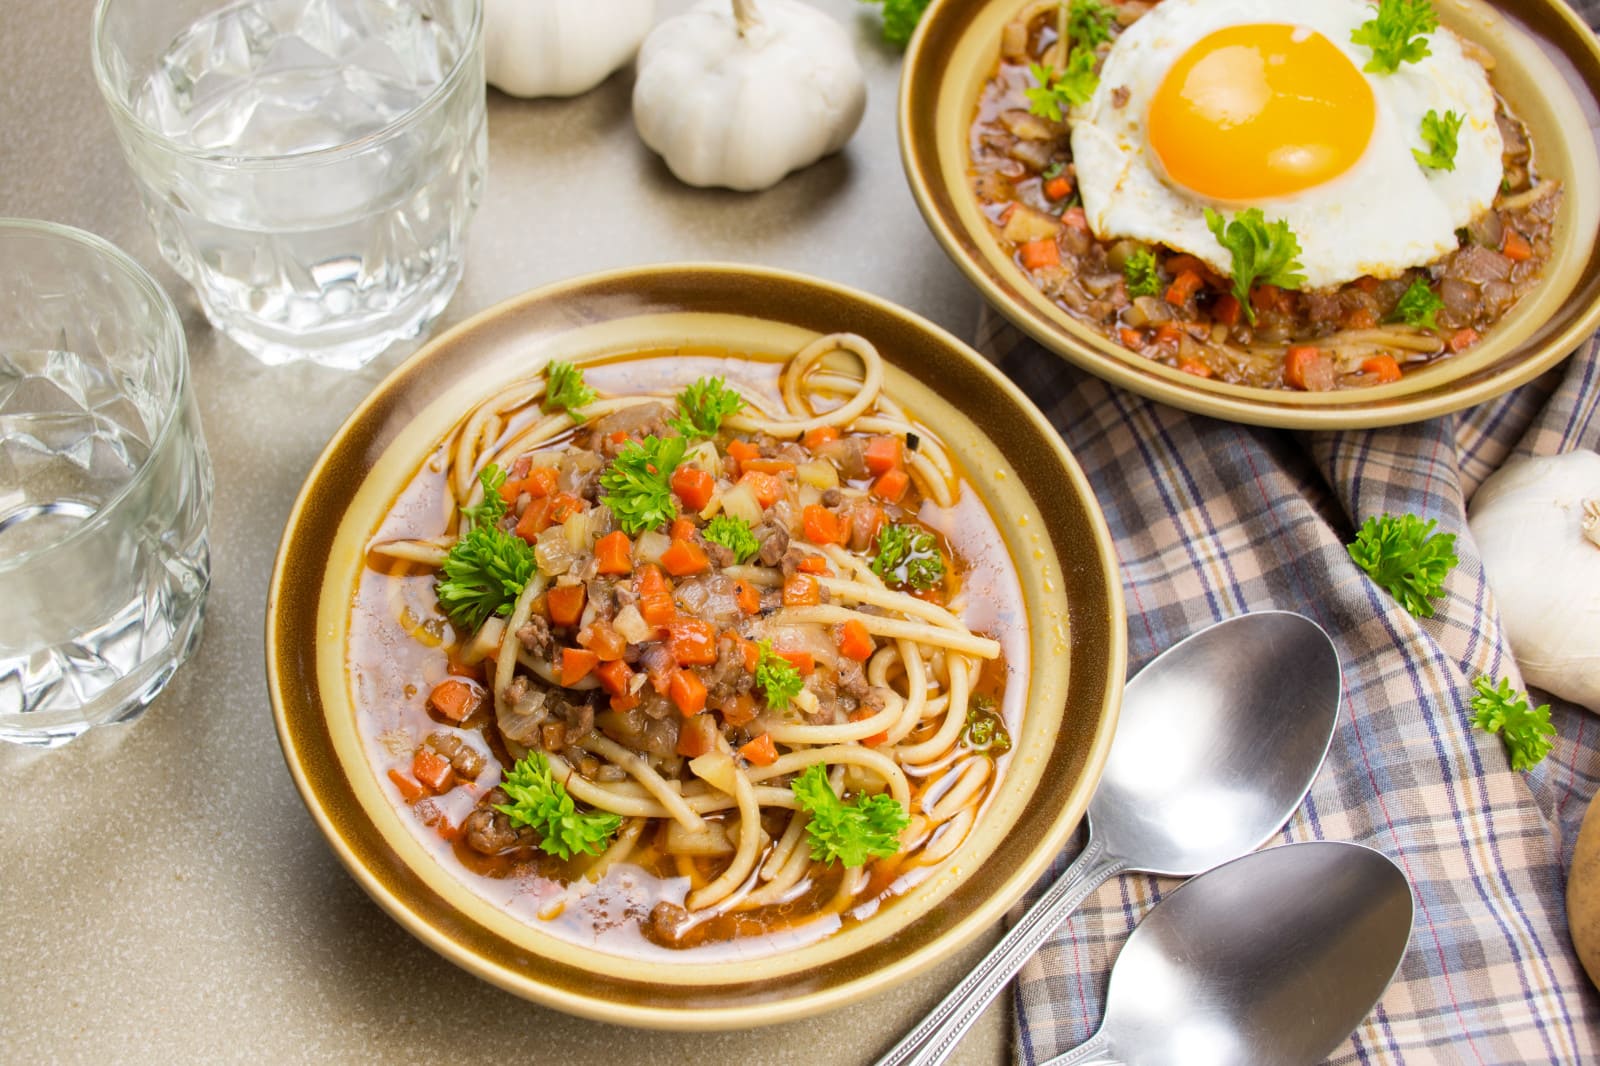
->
[582,817,646,882]
[737,830,815,909]
[905,451,955,508]
[760,794,817,880]
[776,606,1001,659]
[774,335,878,423]
[517,648,601,690]
[479,395,664,484]
[452,405,505,502]
[1499,179,1560,212]
[924,757,993,823]
[898,655,973,767]
[850,414,957,483]
[577,734,707,832]
[687,769,763,910]
[745,744,912,809]
[674,852,706,888]
[493,574,548,723]
[727,333,885,437]
[818,572,971,633]
[721,565,783,587]
[824,865,865,915]
[369,538,452,567]
[886,641,932,745]
[761,690,902,744]
[915,808,975,866]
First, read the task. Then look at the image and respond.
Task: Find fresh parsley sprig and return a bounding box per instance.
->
[436,465,535,631]
[1351,0,1438,74]
[1203,208,1307,326]
[600,435,686,535]
[460,464,509,529]
[791,764,909,867]
[670,377,745,440]
[1469,675,1554,772]
[859,0,932,47]
[1025,49,1099,123]
[1389,277,1445,330]
[1067,0,1115,50]
[1348,513,1459,618]
[871,523,947,591]
[704,514,760,564]
[755,640,805,710]
[1123,247,1163,299]
[494,752,623,860]
[542,361,596,423]
[1414,109,1462,171]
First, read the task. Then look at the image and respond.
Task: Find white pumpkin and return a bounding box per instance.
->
[631,0,867,191]
[485,0,656,98]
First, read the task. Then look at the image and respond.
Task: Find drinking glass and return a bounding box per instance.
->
[0,220,213,748]
[91,0,486,370]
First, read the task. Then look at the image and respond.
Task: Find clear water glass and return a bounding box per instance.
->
[0,220,213,748]
[91,0,486,370]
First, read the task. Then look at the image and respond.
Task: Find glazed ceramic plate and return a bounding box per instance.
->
[901,0,1600,428]
[266,264,1126,1029]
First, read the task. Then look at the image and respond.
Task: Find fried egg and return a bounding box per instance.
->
[1069,0,1504,289]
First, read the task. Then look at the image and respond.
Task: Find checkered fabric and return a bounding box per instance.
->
[995,8,1600,1057]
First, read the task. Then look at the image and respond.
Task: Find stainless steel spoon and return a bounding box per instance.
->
[877,611,1342,1066]
[1042,840,1414,1066]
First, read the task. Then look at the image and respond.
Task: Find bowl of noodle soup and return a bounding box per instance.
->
[267,263,1124,1027]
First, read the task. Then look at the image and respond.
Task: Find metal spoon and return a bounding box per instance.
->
[1043,840,1414,1066]
[877,611,1342,1066]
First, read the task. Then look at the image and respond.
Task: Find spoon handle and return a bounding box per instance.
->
[872,836,1127,1066]
[1040,1032,1124,1066]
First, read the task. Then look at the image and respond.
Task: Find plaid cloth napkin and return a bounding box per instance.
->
[989,5,1600,1052]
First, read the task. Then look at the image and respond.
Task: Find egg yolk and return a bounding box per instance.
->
[1147,24,1376,202]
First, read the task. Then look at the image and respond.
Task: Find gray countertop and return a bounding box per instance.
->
[0,1,1009,1062]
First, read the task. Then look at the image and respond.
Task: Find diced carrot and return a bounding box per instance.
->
[1118,327,1144,349]
[1043,174,1073,201]
[1062,206,1088,231]
[1502,228,1532,262]
[837,619,874,662]
[849,708,888,747]
[594,530,632,575]
[525,467,558,498]
[864,436,904,476]
[436,819,462,843]
[854,503,886,547]
[719,693,758,726]
[607,430,629,446]
[872,468,911,504]
[546,493,585,525]
[669,516,698,542]
[513,498,551,542]
[1165,270,1204,307]
[661,537,710,576]
[1213,293,1242,327]
[738,733,779,767]
[610,691,640,711]
[675,710,718,755]
[1343,307,1377,331]
[1154,322,1184,348]
[640,593,677,626]
[595,659,634,697]
[783,573,822,607]
[1449,328,1480,353]
[742,458,796,475]
[1283,346,1336,392]
[777,649,815,675]
[1353,276,1381,294]
[738,470,784,508]
[670,467,715,512]
[669,670,708,717]
[1019,238,1060,271]
[802,504,845,546]
[736,636,761,673]
[663,618,719,666]
[412,746,455,794]
[996,203,1017,225]
[734,580,760,615]
[644,648,675,694]
[388,768,428,804]
[803,426,840,450]
[1177,358,1214,379]
[797,555,830,574]
[1252,283,1292,315]
[637,564,670,600]
[560,647,600,686]
[546,583,586,628]
[497,477,522,504]
[428,679,482,723]
[726,439,761,464]
[445,659,483,680]
[577,620,628,661]
[1361,355,1403,384]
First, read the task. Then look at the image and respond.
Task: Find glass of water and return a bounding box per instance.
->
[91,0,486,370]
[0,220,212,748]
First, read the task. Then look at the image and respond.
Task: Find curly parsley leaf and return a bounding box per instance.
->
[1469,676,1554,772]
[600,435,686,535]
[1025,49,1099,123]
[1347,513,1459,618]
[436,528,536,632]
[1123,247,1163,299]
[1388,277,1445,330]
[669,377,745,440]
[542,361,596,423]
[1067,0,1115,49]
[870,522,947,591]
[1203,208,1307,325]
[1351,0,1438,74]
[494,752,623,860]
[755,640,805,710]
[704,514,760,564]
[791,764,909,867]
[859,0,932,47]
[460,464,509,530]
[964,695,1013,754]
[1413,108,1462,171]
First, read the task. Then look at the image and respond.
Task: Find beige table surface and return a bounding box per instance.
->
[0,2,1015,1062]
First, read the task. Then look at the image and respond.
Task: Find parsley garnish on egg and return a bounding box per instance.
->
[1351,0,1439,74]
[1203,209,1307,325]
[1414,109,1463,172]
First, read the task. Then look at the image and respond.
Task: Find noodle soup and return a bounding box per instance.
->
[348,337,1028,959]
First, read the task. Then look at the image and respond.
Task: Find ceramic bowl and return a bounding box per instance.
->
[901,0,1600,428]
[266,263,1126,1029]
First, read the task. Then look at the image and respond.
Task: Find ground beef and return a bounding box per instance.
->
[577,402,671,454]
[754,522,789,566]
[517,615,552,654]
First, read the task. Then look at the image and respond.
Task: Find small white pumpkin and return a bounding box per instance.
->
[485,0,656,98]
[632,0,867,191]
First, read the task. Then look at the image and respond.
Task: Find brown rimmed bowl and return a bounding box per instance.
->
[901,0,1600,428]
[265,263,1126,1029]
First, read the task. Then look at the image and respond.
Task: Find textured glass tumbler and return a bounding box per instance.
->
[92,0,486,370]
[0,220,213,747]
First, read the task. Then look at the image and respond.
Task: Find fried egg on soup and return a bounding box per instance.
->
[1069,0,1504,289]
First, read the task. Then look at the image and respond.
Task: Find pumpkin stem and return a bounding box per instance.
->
[732,0,762,35]
[1584,498,1600,550]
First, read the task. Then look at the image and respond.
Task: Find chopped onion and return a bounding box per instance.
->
[536,526,575,576]
[636,530,671,565]
[613,603,654,645]
[720,481,763,525]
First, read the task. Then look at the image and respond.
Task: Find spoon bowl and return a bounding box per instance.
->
[1045,841,1415,1066]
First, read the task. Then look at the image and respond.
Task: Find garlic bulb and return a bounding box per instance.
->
[631,0,867,191]
[1468,449,1600,713]
[485,0,656,99]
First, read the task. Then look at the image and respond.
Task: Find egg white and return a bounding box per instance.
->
[1069,0,1504,289]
